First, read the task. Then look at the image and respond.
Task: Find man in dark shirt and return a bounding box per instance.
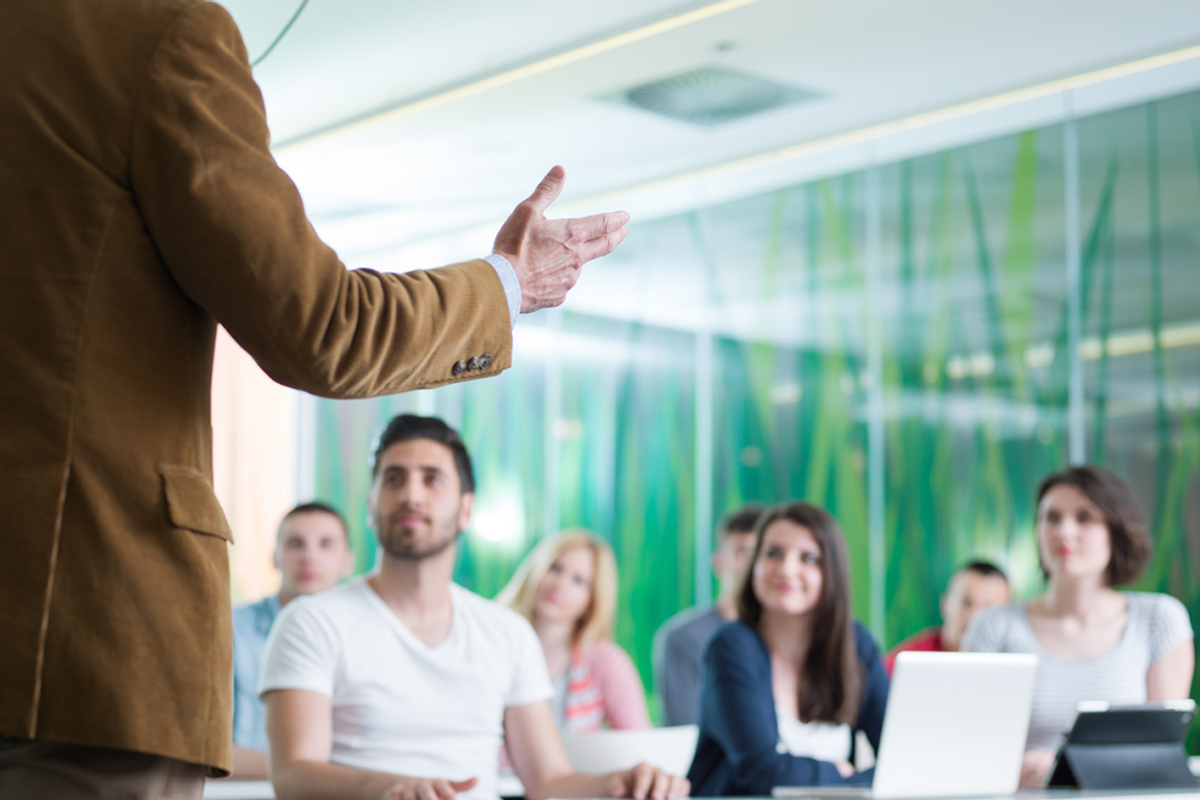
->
[652,505,763,726]
[883,560,1010,675]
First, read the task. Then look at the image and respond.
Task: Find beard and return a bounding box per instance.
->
[375,504,461,561]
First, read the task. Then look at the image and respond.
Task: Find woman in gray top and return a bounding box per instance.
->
[963,466,1193,788]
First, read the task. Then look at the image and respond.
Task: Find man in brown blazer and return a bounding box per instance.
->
[0,1,629,796]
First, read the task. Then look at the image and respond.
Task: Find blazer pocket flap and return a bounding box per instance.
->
[160,467,234,543]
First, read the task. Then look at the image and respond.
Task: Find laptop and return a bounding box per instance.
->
[773,651,1038,799]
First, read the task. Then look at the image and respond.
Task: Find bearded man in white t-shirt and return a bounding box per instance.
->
[260,414,689,800]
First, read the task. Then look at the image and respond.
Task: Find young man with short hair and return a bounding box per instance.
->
[232,502,355,777]
[652,505,763,726]
[883,560,1011,675]
[261,415,688,800]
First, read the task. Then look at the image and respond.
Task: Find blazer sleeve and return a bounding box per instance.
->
[129,3,512,398]
[853,622,889,755]
[703,625,848,793]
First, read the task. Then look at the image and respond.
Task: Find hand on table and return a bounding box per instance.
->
[1020,748,1056,788]
[607,762,690,800]
[493,165,630,313]
[383,776,478,800]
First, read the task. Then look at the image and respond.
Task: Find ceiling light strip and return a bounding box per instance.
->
[949,321,1200,380]
[578,42,1200,205]
[274,0,760,151]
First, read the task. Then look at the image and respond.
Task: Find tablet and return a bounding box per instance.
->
[1048,700,1198,789]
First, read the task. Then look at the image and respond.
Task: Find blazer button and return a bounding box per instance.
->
[453,360,467,376]
[479,353,492,370]
[467,356,480,371]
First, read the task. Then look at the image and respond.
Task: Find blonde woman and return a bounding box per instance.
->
[498,530,651,731]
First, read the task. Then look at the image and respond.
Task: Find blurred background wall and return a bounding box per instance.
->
[206,0,1200,737]
[285,88,1200,704]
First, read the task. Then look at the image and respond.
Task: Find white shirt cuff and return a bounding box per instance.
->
[484,253,521,326]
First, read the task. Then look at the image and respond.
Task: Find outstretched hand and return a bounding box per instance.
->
[493,166,630,313]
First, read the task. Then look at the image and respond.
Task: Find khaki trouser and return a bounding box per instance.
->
[0,736,206,799]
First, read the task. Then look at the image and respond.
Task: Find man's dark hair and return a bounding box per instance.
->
[278,501,350,544]
[960,560,1008,583]
[370,414,475,494]
[718,504,764,544]
[1035,465,1150,586]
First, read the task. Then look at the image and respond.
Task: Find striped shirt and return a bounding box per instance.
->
[963,592,1193,750]
[498,639,650,776]
[558,640,651,732]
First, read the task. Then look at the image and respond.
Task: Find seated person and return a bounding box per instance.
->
[259,414,688,800]
[231,501,354,778]
[687,502,889,796]
[883,560,1010,676]
[498,530,650,731]
[652,505,762,726]
[964,465,1194,788]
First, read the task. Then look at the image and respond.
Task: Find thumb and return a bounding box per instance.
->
[450,778,479,791]
[523,165,566,214]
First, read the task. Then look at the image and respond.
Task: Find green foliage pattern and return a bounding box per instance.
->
[312,89,1200,737]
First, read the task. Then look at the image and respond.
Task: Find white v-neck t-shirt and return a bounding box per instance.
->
[259,577,553,800]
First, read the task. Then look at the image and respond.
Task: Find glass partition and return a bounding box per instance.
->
[312,87,1200,726]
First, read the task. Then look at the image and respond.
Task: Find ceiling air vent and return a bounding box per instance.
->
[605,66,819,127]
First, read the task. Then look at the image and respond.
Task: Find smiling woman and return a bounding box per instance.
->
[498,531,651,733]
[686,502,889,796]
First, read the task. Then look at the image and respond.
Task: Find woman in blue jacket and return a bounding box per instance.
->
[687,502,889,795]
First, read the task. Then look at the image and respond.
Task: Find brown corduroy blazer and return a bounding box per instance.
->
[0,0,513,775]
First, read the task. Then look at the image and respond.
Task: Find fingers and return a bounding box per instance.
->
[621,765,688,800]
[648,768,682,800]
[651,773,688,800]
[628,763,656,800]
[566,210,631,244]
[647,769,670,800]
[523,165,567,215]
[393,777,474,800]
[576,225,629,264]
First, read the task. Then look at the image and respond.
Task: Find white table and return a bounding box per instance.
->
[202,776,527,799]
[203,779,274,799]
[205,776,1200,800]
[202,777,529,799]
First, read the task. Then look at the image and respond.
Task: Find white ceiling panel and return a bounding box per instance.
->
[215,0,1200,340]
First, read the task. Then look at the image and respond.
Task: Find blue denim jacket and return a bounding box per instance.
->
[231,594,281,752]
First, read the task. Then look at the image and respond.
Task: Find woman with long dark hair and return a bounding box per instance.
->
[687,502,888,795]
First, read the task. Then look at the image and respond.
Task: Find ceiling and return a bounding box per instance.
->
[218,0,1200,362]
[221,0,1200,259]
